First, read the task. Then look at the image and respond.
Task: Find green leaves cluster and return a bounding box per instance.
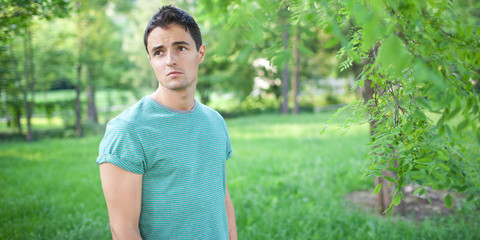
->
[318,0,480,210]
[0,0,70,43]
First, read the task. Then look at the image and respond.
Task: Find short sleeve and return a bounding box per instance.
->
[96,118,146,174]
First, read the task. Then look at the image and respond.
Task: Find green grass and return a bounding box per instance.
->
[0,136,108,239]
[1,112,478,239]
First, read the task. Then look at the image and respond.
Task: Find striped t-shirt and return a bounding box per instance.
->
[96,96,232,239]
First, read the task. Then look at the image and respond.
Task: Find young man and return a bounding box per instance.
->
[96,5,237,240]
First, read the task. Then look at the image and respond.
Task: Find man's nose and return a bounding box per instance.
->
[166,50,177,66]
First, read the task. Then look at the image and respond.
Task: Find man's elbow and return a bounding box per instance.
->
[110,224,142,240]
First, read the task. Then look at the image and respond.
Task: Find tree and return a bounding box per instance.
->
[317,0,480,211]
[0,44,23,134]
[0,0,69,141]
[22,27,34,141]
[291,30,300,114]
[199,0,480,212]
[71,0,134,136]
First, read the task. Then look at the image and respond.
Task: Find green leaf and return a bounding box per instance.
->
[376,35,412,76]
[403,120,414,134]
[437,150,449,161]
[392,194,401,206]
[412,187,424,196]
[383,204,393,214]
[476,128,480,144]
[374,183,382,195]
[411,174,426,180]
[420,188,427,196]
[373,169,383,177]
[416,158,433,164]
[387,166,399,172]
[432,171,446,182]
[437,163,450,172]
[384,176,396,183]
[446,107,461,121]
[324,38,340,49]
[444,194,453,208]
[456,119,469,132]
[417,98,432,110]
[426,194,432,204]
[414,164,429,170]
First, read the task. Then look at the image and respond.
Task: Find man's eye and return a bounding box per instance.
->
[178,46,187,51]
[154,50,163,56]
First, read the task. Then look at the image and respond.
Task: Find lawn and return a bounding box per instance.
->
[0,112,478,239]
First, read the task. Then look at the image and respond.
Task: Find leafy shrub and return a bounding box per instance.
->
[240,94,280,114]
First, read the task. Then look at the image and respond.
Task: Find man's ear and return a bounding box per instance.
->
[198,44,206,63]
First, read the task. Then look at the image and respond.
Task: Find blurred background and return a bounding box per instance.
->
[1,0,479,239]
[0,0,356,140]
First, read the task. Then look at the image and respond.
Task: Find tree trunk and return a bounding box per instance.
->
[292,31,300,115]
[87,83,98,123]
[75,2,84,138]
[29,28,35,140]
[1,88,11,126]
[365,71,406,215]
[75,65,83,138]
[280,29,289,114]
[23,27,34,142]
[75,36,83,137]
[364,78,389,213]
[8,44,23,134]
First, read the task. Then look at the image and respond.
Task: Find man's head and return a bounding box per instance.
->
[145,6,206,94]
[144,5,202,55]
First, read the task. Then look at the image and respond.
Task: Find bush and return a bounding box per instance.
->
[240,94,280,115]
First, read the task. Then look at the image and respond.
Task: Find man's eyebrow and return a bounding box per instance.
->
[150,45,164,54]
[172,41,191,46]
[150,41,191,54]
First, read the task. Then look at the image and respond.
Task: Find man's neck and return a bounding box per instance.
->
[150,87,196,111]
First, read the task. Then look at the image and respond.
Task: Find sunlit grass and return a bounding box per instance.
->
[0,117,64,133]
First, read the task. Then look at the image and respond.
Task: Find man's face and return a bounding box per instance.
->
[147,24,205,92]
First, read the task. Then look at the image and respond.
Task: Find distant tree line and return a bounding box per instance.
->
[1,0,135,140]
[1,0,345,141]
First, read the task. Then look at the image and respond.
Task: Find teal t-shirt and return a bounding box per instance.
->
[96,97,232,239]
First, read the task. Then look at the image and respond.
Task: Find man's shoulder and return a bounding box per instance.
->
[108,97,152,127]
[196,101,225,121]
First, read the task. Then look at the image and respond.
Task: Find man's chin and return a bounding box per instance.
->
[165,83,191,91]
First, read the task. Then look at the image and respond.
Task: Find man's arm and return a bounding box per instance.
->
[225,167,237,240]
[99,163,143,240]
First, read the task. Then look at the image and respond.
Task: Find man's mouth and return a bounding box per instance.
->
[167,71,182,77]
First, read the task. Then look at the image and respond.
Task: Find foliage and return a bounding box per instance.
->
[310,0,480,210]
[240,94,280,114]
[74,0,134,90]
[0,0,71,139]
[197,0,339,101]
[197,0,480,209]
[0,0,69,43]
[1,0,137,137]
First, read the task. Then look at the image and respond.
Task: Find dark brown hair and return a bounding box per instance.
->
[143,5,202,54]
